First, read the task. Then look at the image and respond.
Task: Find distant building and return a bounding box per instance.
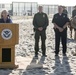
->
[12,2,38,16]
[0,2,74,17]
[40,5,74,17]
[40,5,58,16]
[66,6,73,17]
[0,3,12,15]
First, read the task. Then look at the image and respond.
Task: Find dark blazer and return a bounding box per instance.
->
[0,18,12,23]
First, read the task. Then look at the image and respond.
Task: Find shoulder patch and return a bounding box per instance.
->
[54,15,58,19]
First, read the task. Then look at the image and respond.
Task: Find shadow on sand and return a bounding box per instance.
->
[22,56,48,75]
[50,56,73,75]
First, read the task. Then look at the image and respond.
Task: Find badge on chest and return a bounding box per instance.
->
[43,14,45,18]
[63,15,66,18]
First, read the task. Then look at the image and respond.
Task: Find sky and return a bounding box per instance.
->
[0,0,76,6]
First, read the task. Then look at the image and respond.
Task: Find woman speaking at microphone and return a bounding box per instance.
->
[0,10,12,23]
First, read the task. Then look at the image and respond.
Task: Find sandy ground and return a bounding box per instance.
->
[0,18,76,75]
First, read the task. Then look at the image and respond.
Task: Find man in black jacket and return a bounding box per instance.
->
[52,6,70,56]
[33,6,49,58]
[72,6,76,18]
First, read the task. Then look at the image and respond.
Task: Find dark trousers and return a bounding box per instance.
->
[34,30,46,55]
[55,29,67,54]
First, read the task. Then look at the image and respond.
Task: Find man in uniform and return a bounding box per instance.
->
[72,6,76,40]
[72,6,76,55]
[72,6,76,18]
[33,6,49,58]
[52,6,70,56]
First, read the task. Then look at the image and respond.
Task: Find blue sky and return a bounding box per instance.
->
[0,0,76,6]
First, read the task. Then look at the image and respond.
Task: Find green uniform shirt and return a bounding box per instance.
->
[33,12,49,30]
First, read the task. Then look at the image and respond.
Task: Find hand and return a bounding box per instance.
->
[53,25,57,29]
[59,27,64,32]
[38,27,43,31]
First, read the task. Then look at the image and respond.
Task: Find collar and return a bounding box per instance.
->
[58,13,63,16]
[2,18,8,20]
[38,12,43,14]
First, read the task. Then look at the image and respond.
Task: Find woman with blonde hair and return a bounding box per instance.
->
[0,10,12,23]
